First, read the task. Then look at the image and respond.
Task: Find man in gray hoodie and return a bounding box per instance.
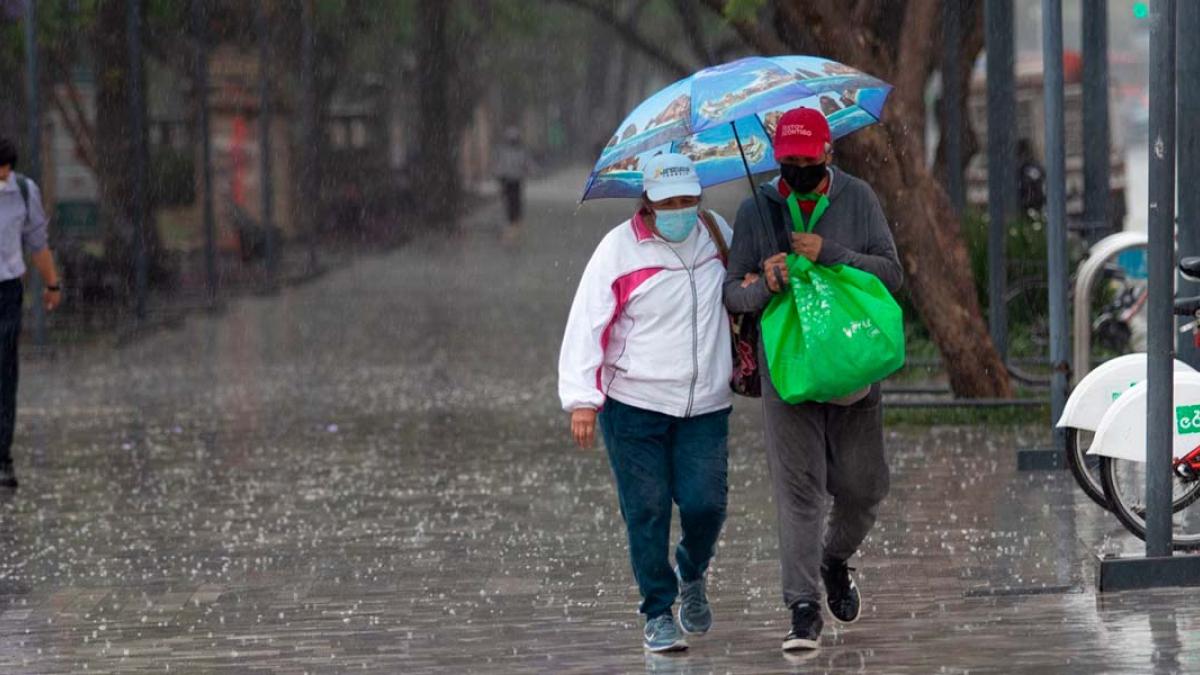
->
[723,108,902,652]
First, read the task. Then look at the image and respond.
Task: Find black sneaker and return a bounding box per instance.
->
[821,559,861,624]
[0,463,17,490]
[782,601,822,651]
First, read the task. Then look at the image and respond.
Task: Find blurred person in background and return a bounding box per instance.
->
[494,127,531,240]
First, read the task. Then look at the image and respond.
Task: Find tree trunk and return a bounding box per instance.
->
[411,0,489,230]
[933,0,985,189]
[840,124,1011,397]
[777,1,1012,398]
[412,0,459,228]
[94,0,167,295]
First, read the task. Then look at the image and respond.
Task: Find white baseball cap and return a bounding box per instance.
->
[642,153,702,202]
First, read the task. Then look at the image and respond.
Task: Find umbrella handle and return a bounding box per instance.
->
[731,122,777,253]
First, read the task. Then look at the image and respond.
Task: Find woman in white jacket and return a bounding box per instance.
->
[558,153,734,653]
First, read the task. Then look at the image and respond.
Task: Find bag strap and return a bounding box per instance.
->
[15,175,29,223]
[698,209,728,263]
[785,191,830,234]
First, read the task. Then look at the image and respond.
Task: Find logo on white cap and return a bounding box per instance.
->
[656,166,693,179]
[642,153,701,200]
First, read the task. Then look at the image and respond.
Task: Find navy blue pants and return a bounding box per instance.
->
[599,398,730,619]
[0,279,21,469]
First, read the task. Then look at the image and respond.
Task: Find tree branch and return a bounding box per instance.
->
[43,54,98,175]
[555,0,693,76]
[892,0,941,114]
[672,0,716,66]
[775,1,867,67]
[697,0,789,56]
[49,89,98,174]
[852,0,876,26]
[935,0,986,178]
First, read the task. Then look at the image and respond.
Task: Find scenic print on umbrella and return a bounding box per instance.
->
[584,86,890,201]
[583,56,891,201]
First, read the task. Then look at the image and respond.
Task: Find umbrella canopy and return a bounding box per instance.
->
[581,56,891,201]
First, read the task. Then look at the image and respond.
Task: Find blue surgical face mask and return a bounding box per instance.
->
[654,205,699,242]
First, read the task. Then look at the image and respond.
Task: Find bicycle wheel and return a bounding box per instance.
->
[1065,428,1110,510]
[1004,267,1147,386]
[1004,277,1052,386]
[1099,456,1200,550]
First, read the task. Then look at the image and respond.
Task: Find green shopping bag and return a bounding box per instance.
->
[760,192,905,404]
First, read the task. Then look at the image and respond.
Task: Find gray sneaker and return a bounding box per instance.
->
[675,566,712,634]
[643,614,688,652]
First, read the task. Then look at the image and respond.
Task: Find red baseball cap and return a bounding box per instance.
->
[772,107,831,161]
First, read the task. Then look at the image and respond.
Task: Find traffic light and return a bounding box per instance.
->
[1133,2,1149,19]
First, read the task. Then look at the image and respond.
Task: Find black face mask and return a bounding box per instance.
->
[781,163,827,194]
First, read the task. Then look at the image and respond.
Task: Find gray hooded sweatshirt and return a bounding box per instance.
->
[723,167,902,313]
[722,167,903,607]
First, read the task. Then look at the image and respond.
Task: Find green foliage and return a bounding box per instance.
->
[150,146,195,208]
[0,0,100,75]
[722,0,767,23]
[959,209,1056,312]
[901,208,1075,344]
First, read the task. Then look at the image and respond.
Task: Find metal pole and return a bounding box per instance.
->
[23,0,46,346]
[942,0,965,214]
[300,0,318,273]
[985,0,1015,361]
[731,122,770,245]
[1145,0,1177,559]
[1042,0,1069,458]
[192,0,217,305]
[1081,0,1111,245]
[257,1,277,286]
[1178,0,1200,369]
[128,0,148,319]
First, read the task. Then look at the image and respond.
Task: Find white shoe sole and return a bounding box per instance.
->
[781,637,819,651]
[644,639,688,653]
[826,580,862,625]
[828,608,861,625]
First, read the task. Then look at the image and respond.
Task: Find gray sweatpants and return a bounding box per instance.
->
[761,372,890,608]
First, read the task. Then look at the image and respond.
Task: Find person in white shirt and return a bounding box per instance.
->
[0,136,63,490]
[558,153,733,653]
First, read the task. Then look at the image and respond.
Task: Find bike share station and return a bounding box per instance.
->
[973,1,1200,591]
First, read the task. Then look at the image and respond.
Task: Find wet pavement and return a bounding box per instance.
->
[0,169,1197,673]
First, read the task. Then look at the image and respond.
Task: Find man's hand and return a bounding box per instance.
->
[763,253,790,293]
[791,233,823,262]
[43,287,61,312]
[740,272,761,288]
[571,408,598,449]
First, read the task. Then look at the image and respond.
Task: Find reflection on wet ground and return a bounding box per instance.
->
[0,170,1196,672]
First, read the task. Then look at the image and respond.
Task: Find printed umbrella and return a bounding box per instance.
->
[581,55,891,202]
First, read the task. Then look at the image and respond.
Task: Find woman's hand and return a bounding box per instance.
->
[763,253,790,293]
[571,408,598,449]
[741,273,761,288]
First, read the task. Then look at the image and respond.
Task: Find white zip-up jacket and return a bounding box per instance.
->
[558,209,734,418]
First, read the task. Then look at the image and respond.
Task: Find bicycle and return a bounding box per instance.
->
[1007,234,1150,510]
[1096,256,1200,549]
[1005,258,1147,388]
